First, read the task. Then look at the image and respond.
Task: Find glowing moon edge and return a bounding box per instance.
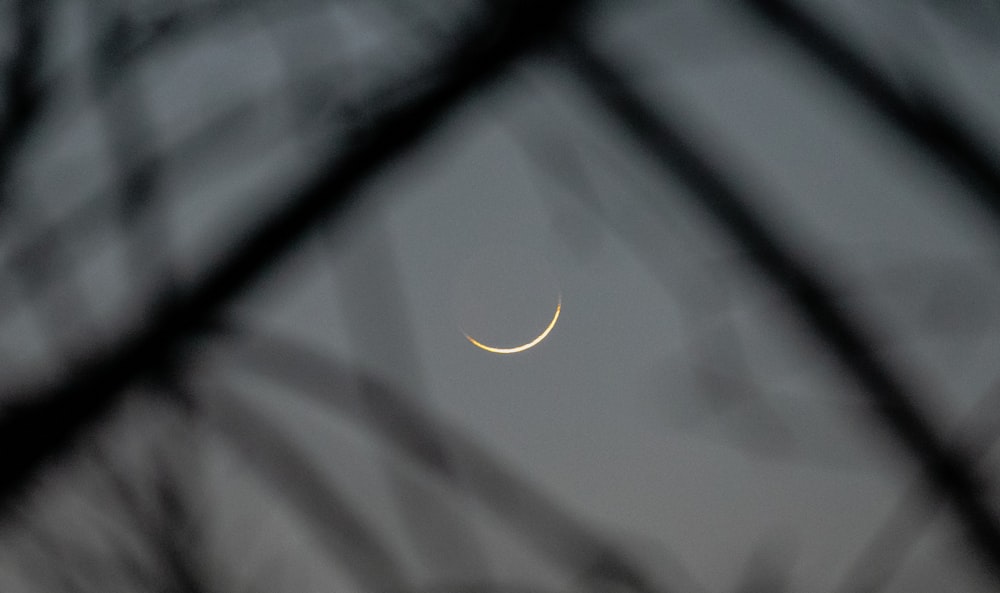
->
[463,295,561,354]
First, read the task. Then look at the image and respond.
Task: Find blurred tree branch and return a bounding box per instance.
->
[559,35,1000,584]
[740,0,1000,231]
[0,0,588,511]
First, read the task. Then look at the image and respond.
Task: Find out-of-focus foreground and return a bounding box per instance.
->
[2,1,1000,592]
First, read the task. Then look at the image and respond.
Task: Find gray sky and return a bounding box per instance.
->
[2,1,1000,592]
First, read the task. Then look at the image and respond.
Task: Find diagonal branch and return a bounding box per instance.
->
[214,330,701,593]
[831,380,1000,593]
[208,380,409,593]
[739,0,1000,231]
[0,0,47,208]
[560,38,1000,583]
[0,0,589,513]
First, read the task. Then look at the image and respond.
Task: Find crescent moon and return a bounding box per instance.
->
[464,295,561,354]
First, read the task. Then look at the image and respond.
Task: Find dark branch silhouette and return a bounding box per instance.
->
[0,0,589,514]
[560,36,1000,584]
[832,379,1000,593]
[740,0,1000,231]
[0,0,48,209]
[208,328,703,593]
[2,2,999,592]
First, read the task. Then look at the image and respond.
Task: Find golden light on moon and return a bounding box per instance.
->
[452,245,561,355]
[464,295,561,354]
